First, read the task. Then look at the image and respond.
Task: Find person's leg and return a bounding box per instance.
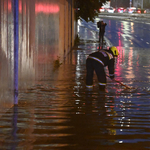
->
[101,32,104,46]
[93,61,106,91]
[99,32,100,43]
[86,58,94,89]
[99,32,102,44]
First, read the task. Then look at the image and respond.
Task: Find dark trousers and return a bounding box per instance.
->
[99,32,105,45]
[86,58,106,89]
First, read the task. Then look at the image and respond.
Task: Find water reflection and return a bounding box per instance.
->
[70,90,117,148]
[11,105,18,150]
[0,49,150,149]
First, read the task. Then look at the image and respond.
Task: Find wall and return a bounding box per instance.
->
[110,0,130,8]
[143,0,150,8]
[132,0,150,9]
[133,0,142,8]
[0,0,76,113]
[59,0,76,59]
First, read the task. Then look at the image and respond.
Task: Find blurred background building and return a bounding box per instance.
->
[110,0,150,9]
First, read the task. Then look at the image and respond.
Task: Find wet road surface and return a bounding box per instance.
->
[1,18,150,149]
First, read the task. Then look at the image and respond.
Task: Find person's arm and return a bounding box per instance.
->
[97,22,100,28]
[108,58,115,79]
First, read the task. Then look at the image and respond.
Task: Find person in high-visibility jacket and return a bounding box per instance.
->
[86,46,119,91]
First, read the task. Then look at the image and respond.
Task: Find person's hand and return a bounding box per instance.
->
[109,75,114,80]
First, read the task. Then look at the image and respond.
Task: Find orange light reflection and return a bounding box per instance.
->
[7,1,60,14]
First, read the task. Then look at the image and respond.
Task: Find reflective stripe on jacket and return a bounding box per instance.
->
[87,50,115,76]
[88,56,104,66]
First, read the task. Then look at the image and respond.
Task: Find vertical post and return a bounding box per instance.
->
[13,0,19,105]
[141,0,143,9]
[64,1,66,56]
[130,0,132,7]
[71,0,72,49]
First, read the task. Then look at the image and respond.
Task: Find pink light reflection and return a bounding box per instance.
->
[115,47,125,80]
[35,3,60,14]
[7,1,60,14]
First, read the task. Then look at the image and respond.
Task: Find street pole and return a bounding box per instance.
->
[141,0,143,9]
[130,0,132,7]
[13,0,19,105]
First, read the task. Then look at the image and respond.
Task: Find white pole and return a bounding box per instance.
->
[141,0,143,9]
[130,0,132,7]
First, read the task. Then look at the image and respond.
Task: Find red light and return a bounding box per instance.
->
[137,10,141,13]
[35,3,60,14]
[7,1,60,14]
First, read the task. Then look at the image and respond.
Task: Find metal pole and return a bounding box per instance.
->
[141,0,143,9]
[13,0,19,105]
[71,0,72,49]
[130,0,132,7]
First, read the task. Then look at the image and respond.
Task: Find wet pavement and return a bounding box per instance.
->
[99,12,150,24]
[1,18,150,150]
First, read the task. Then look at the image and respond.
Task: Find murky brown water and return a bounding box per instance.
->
[1,45,150,149]
[1,1,150,149]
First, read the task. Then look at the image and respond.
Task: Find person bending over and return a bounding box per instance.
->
[86,46,119,92]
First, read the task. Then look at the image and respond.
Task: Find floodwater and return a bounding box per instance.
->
[1,10,150,150]
[1,43,150,149]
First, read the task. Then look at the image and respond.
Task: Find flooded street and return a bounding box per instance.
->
[1,2,150,149]
[1,42,150,149]
[1,38,150,149]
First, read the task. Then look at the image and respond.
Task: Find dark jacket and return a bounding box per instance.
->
[97,21,107,33]
[100,23,107,33]
[87,49,115,76]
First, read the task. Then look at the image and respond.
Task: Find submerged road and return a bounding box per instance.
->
[75,16,150,149]
[1,16,150,149]
[104,18,150,48]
